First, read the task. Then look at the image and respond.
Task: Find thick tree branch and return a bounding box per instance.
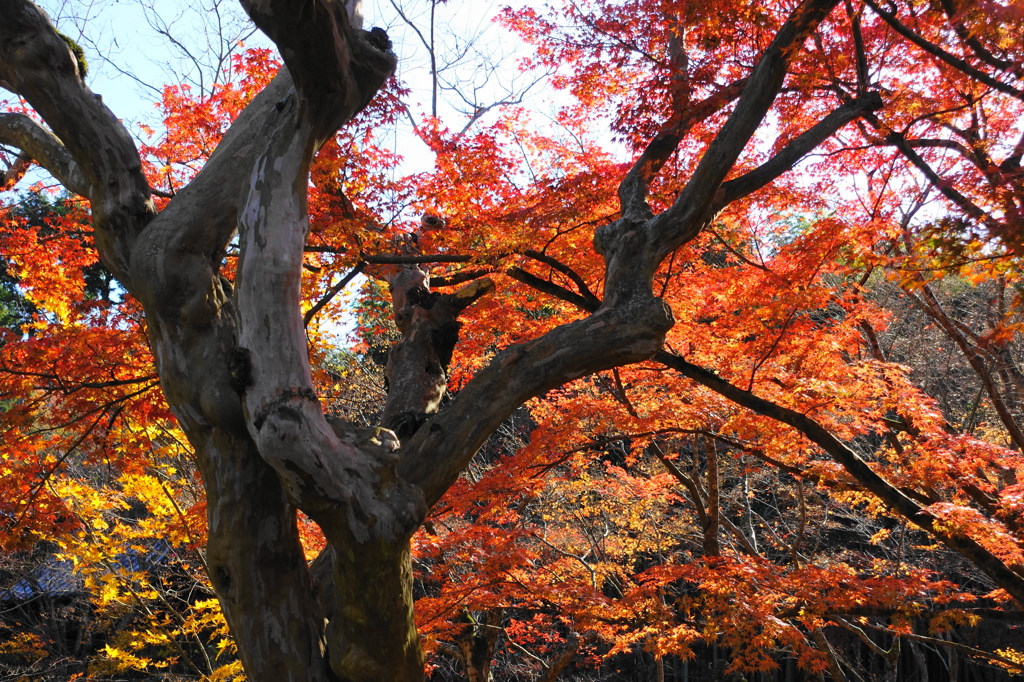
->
[593,0,843,320]
[400,297,673,506]
[713,92,884,208]
[224,6,419,679]
[132,72,295,309]
[0,0,155,282]
[618,78,748,222]
[0,113,87,195]
[381,276,495,438]
[648,0,843,261]
[0,6,342,681]
[234,90,422,538]
[240,0,395,143]
[845,0,871,96]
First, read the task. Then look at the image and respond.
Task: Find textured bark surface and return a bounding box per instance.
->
[0,1,418,679]
[6,0,992,677]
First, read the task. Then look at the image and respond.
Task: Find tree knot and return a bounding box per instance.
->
[367,27,393,53]
[226,346,253,395]
[407,285,439,309]
[253,387,320,431]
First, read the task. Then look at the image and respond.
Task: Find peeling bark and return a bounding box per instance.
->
[0,0,881,677]
[1,0,416,678]
[382,272,494,437]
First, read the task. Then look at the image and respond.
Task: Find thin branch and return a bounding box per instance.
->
[907,282,1024,450]
[506,266,599,313]
[524,249,601,307]
[364,253,474,264]
[17,429,100,520]
[885,130,996,228]
[304,246,479,264]
[863,0,1024,102]
[610,367,639,418]
[303,263,364,326]
[844,617,1024,672]
[1,150,31,190]
[430,267,494,288]
[936,0,1018,74]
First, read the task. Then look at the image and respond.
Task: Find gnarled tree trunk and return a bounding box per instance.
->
[6,0,1024,679]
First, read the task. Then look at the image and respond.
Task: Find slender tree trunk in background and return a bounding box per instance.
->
[910,283,1024,450]
[882,632,900,682]
[948,637,960,682]
[538,631,592,682]
[703,437,721,557]
[909,640,928,682]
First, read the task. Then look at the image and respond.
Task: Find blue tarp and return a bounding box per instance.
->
[1,539,171,601]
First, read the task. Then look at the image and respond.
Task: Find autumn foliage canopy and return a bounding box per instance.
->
[1,0,1024,679]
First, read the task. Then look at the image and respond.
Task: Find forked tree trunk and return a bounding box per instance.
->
[8,0,1024,679]
[453,609,503,682]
